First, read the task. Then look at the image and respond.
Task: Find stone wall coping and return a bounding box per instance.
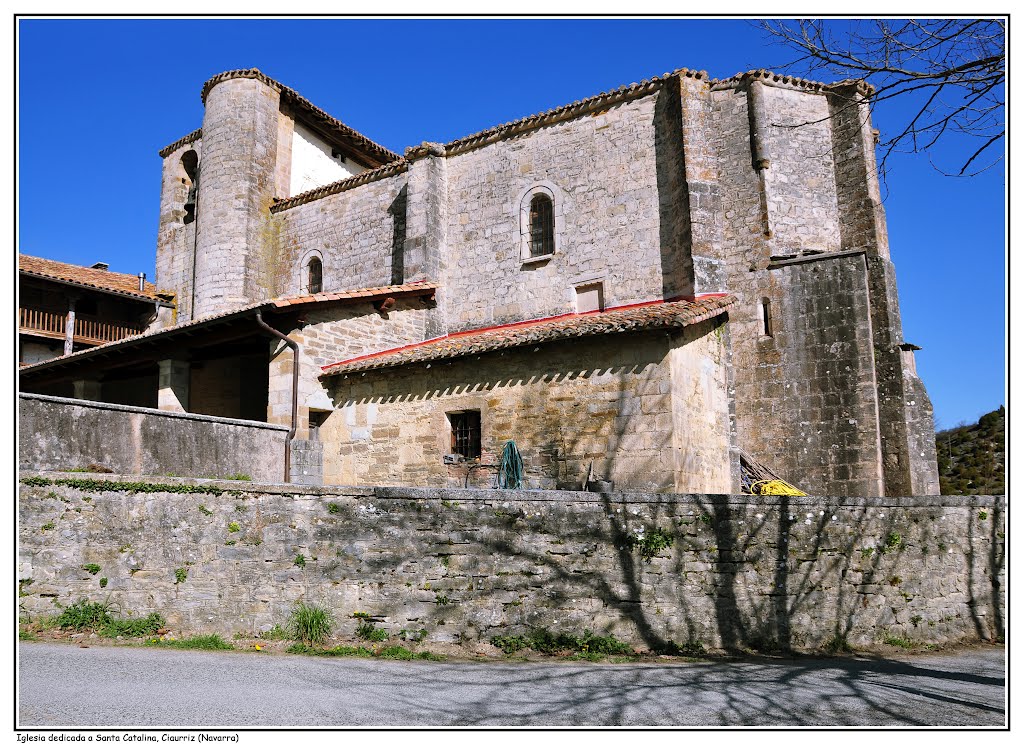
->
[270,159,410,213]
[18,393,290,431]
[158,128,202,158]
[18,470,374,496]
[18,469,1004,507]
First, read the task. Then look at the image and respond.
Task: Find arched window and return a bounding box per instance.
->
[517,183,563,262]
[307,257,323,295]
[529,194,555,258]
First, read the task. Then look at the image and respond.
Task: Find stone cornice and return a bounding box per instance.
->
[711,69,875,97]
[157,128,202,158]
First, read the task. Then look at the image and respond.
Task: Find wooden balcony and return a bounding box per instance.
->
[19,307,145,346]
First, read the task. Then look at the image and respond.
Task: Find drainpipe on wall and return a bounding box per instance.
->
[255,311,298,484]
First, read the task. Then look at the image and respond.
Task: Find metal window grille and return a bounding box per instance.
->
[308,258,323,295]
[449,411,481,459]
[529,195,554,257]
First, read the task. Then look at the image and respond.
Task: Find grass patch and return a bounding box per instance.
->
[55,600,164,638]
[289,603,333,646]
[159,634,234,651]
[286,643,443,661]
[883,634,916,649]
[20,476,233,496]
[19,630,37,641]
[258,624,289,640]
[491,628,634,657]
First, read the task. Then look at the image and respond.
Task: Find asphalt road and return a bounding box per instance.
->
[18,642,1005,727]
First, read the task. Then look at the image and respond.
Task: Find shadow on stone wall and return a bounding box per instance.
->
[17,475,1005,654]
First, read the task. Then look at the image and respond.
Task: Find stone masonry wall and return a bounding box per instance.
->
[267,299,431,440]
[18,473,1004,653]
[731,254,884,496]
[155,138,202,323]
[273,171,409,296]
[19,394,288,482]
[440,91,687,332]
[322,321,731,493]
[193,77,281,317]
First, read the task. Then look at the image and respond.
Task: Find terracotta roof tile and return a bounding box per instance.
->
[321,294,734,378]
[19,254,166,302]
[19,281,439,376]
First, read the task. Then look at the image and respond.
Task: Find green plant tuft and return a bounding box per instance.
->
[978,510,989,521]
[294,554,306,569]
[883,531,903,553]
[41,522,55,532]
[227,522,241,533]
[289,603,333,646]
[626,527,675,562]
[198,505,213,516]
[356,621,389,642]
[81,563,101,575]
[326,502,341,515]
[99,577,108,588]
[174,567,188,584]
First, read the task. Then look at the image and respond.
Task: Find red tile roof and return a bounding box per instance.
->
[19,254,166,303]
[18,281,438,376]
[321,294,734,378]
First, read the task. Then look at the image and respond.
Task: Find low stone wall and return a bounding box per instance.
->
[17,473,1004,653]
[19,394,289,483]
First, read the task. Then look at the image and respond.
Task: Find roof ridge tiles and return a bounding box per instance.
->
[321,294,734,377]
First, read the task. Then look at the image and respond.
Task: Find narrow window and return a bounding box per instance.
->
[181,150,199,225]
[529,194,555,257]
[307,257,323,295]
[760,298,773,337]
[448,410,482,460]
[309,411,329,442]
[575,282,604,313]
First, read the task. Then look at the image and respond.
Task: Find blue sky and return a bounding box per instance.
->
[17,18,1005,429]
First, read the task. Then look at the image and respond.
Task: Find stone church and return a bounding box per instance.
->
[19,67,940,496]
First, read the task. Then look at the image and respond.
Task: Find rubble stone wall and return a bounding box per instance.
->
[18,473,1004,652]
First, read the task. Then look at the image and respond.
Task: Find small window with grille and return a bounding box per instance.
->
[529,194,555,257]
[448,410,482,460]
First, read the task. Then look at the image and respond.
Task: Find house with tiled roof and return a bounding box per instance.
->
[19,66,940,496]
[18,253,175,368]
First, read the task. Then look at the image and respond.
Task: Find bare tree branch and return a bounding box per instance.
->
[762,18,1005,177]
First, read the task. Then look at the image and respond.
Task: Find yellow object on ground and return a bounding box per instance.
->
[751,479,807,496]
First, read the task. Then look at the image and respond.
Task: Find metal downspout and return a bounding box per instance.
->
[255,311,298,483]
